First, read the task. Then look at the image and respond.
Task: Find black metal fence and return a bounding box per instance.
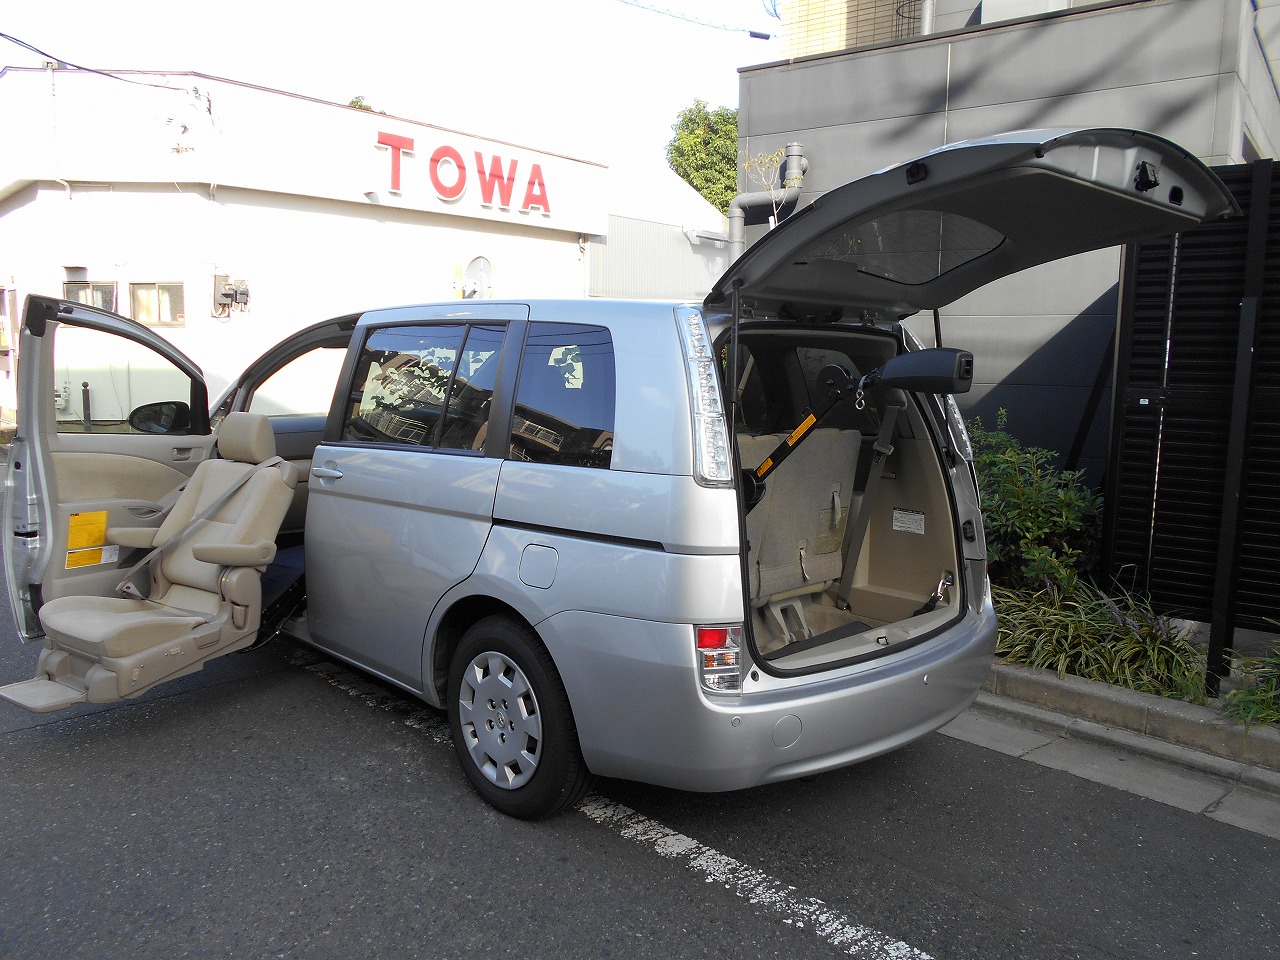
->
[1105,160,1280,688]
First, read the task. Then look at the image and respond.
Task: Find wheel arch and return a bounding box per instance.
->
[427,594,534,704]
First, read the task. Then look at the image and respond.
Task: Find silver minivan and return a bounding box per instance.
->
[1,129,1237,817]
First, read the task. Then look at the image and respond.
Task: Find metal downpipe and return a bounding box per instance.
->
[728,142,808,261]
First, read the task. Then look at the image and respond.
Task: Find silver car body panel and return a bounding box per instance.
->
[305,447,502,689]
[537,598,996,791]
[492,464,740,555]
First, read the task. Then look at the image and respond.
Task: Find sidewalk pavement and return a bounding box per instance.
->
[975,663,1280,797]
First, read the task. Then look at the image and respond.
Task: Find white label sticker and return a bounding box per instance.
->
[892,508,925,535]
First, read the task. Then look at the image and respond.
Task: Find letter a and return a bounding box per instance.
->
[521,164,551,215]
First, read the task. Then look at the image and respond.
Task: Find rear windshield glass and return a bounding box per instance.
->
[802,210,1004,286]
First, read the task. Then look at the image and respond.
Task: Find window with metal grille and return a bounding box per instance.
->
[783,0,921,57]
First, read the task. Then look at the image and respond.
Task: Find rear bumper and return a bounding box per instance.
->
[540,600,998,793]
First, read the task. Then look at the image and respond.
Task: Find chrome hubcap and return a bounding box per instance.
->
[457,651,542,790]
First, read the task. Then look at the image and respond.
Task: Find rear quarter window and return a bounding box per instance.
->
[510,323,615,469]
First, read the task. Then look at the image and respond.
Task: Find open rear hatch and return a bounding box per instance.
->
[709,127,1239,318]
[708,128,1238,672]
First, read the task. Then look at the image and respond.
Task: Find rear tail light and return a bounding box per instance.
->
[674,306,732,487]
[696,625,743,693]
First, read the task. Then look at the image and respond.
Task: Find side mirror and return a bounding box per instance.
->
[128,400,193,435]
[869,348,973,395]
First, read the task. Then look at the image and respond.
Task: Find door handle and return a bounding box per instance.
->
[311,466,344,480]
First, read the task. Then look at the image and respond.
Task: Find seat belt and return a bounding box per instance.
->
[835,398,904,610]
[149,481,187,522]
[115,456,284,602]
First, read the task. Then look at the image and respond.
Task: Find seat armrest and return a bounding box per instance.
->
[107,527,158,549]
[192,541,277,566]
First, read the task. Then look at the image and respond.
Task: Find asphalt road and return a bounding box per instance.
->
[1,606,1275,960]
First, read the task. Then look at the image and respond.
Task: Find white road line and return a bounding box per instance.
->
[579,798,933,959]
[290,649,933,960]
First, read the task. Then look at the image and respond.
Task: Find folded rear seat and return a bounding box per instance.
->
[738,428,861,644]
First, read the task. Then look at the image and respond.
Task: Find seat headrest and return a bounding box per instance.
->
[216,412,277,464]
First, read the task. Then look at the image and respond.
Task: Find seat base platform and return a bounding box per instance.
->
[0,677,87,713]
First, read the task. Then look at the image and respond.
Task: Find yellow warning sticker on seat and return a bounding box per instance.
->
[65,545,120,570]
[67,511,108,550]
[66,548,103,569]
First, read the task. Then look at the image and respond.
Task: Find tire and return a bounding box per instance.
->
[447,615,593,819]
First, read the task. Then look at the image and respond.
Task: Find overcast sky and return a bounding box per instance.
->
[2,0,781,168]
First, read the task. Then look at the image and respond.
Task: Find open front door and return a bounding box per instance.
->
[2,295,212,644]
[214,312,359,540]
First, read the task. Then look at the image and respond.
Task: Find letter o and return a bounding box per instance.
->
[430,145,467,201]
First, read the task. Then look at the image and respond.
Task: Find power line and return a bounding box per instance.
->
[610,0,772,38]
[0,32,192,91]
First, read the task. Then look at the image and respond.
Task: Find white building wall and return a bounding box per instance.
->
[0,70,609,235]
[2,181,587,398]
[0,68,724,410]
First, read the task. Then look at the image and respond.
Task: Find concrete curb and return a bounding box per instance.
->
[979,664,1280,791]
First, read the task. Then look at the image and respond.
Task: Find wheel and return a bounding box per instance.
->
[447,615,593,819]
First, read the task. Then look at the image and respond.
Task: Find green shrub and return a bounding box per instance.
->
[968,410,1101,591]
[1224,644,1280,726]
[993,581,1206,703]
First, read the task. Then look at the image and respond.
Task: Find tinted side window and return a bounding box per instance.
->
[342,323,505,449]
[510,323,615,469]
[437,325,504,451]
[343,325,463,445]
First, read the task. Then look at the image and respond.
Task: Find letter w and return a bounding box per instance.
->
[475,153,517,209]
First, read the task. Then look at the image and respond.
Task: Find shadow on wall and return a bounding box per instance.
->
[881,0,1206,144]
[917,284,1120,488]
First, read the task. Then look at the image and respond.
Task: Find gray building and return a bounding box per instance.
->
[740,0,1280,479]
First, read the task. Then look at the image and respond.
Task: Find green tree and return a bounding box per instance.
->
[348,95,375,111]
[666,99,738,215]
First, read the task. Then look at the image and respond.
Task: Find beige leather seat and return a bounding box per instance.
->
[30,412,298,706]
[739,428,860,645]
[737,432,784,600]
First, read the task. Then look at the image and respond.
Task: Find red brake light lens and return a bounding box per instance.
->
[696,627,731,650]
[695,625,743,693]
